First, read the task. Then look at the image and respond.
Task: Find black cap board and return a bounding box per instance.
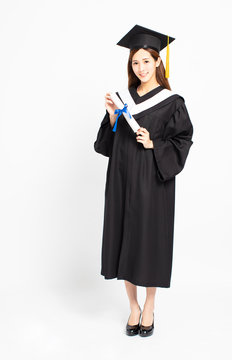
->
[116,24,175,53]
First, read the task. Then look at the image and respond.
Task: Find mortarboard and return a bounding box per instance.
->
[116,24,175,78]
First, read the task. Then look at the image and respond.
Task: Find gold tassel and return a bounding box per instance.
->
[165,35,169,78]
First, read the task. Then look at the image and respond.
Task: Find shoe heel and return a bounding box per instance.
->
[126,305,142,336]
[139,312,154,337]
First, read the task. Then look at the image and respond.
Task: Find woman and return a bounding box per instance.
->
[94,25,194,337]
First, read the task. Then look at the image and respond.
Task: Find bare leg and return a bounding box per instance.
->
[141,287,157,326]
[124,280,141,325]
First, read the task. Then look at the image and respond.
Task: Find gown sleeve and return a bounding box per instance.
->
[94,110,115,157]
[151,97,194,182]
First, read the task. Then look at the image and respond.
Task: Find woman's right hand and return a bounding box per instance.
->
[105,93,118,116]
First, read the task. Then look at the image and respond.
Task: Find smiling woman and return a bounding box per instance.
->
[131,49,161,90]
[128,47,171,92]
[94,24,194,337]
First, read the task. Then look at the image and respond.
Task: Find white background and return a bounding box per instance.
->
[0,0,231,358]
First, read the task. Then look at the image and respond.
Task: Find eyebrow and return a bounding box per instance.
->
[132,57,150,62]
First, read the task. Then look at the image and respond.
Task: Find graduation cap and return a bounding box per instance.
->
[116,24,175,78]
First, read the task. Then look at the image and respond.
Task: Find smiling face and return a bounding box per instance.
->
[131,48,161,84]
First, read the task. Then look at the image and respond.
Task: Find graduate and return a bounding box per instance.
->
[94,24,194,337]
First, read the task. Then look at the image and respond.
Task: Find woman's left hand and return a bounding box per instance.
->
[136,127,153,149]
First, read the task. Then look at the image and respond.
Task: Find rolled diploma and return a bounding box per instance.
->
[109,92,140,133]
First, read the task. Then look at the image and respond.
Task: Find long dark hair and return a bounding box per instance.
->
[127,48,171,90]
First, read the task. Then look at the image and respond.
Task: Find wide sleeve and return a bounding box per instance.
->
[94,110,115,157]
[151,98,194,182]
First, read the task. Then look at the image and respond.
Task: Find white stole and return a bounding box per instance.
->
[117,88,177,116]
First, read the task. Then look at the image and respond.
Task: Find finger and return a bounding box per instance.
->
[136,135,144,138]
[106,100,113,104]
[105,95,113,101]
[136,130,143,135]
[140,128,148,133]
[137,129,146,135]
[141,127,149,133]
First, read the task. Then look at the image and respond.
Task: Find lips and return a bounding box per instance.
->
[140,73,148,77]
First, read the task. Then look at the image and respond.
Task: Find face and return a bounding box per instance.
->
[131,48,161,84]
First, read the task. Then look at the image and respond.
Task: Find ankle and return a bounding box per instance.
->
[130,303,140,311]
[143,303,154,311]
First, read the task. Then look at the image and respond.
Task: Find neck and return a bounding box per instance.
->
[138,79,160,93]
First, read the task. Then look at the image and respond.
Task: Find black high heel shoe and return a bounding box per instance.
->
[139,312,154,337]
[126,306,142,336]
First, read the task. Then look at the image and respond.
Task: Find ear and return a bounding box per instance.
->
[156,56,161,67]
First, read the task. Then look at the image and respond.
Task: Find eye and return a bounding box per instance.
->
[132,60,149,65]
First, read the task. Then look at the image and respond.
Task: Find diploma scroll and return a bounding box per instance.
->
[109,92,140,133]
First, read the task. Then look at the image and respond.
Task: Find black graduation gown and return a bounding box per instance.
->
[94,85,193,288]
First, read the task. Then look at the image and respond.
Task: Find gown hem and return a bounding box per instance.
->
[101,272,171,288]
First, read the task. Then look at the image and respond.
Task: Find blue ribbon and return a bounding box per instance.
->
[112,103,131,132]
